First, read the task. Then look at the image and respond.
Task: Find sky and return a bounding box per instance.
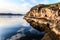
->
[0,0,60,14]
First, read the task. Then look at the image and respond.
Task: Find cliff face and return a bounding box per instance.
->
[24,2,60,40]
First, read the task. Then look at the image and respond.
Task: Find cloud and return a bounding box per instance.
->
[0,1,20,13]
[19,3,32,14]
[0,0,32,14]
[57,0,60,2]
[0,0,59,14]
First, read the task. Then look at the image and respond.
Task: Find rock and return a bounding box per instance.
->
[24,2,60,40]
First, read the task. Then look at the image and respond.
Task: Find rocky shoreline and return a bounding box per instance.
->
[24,2,60,40]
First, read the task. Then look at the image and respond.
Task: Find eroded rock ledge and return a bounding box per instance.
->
[24,2,60,40]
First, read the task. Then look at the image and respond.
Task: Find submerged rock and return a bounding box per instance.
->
[24,2,60,40]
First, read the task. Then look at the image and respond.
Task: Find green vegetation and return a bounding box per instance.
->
[30,2,60,11]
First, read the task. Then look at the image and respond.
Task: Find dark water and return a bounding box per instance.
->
[1,27,21,40]
[0,16,45,40]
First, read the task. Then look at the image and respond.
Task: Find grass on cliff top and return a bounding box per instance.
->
[30,2,60,11]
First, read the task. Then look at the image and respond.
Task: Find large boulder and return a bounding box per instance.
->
[24,2,60,40]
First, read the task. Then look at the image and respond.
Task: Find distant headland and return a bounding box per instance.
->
[0,13,25,16]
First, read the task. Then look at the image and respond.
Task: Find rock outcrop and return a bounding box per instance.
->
[24,2,60,40]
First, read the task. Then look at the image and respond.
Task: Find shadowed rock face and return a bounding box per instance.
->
[24,2,60,40]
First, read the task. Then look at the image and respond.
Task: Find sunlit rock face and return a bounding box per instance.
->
[24,2,60,40]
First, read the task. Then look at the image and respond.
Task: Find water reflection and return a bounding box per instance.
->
[0,15,44,40]
[0,16,29,28]
[0,15,23,18]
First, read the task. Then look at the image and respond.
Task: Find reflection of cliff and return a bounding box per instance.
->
[6,27,44,40]
[24,2,60,40]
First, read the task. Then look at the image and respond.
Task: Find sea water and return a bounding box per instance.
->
[0,15,44,40]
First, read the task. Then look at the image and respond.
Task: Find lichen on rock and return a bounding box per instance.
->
[24,2,60,40]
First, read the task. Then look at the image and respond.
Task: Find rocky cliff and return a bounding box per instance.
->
[24,2,60,40]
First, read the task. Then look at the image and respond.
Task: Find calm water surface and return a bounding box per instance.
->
[0,16,44,40]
